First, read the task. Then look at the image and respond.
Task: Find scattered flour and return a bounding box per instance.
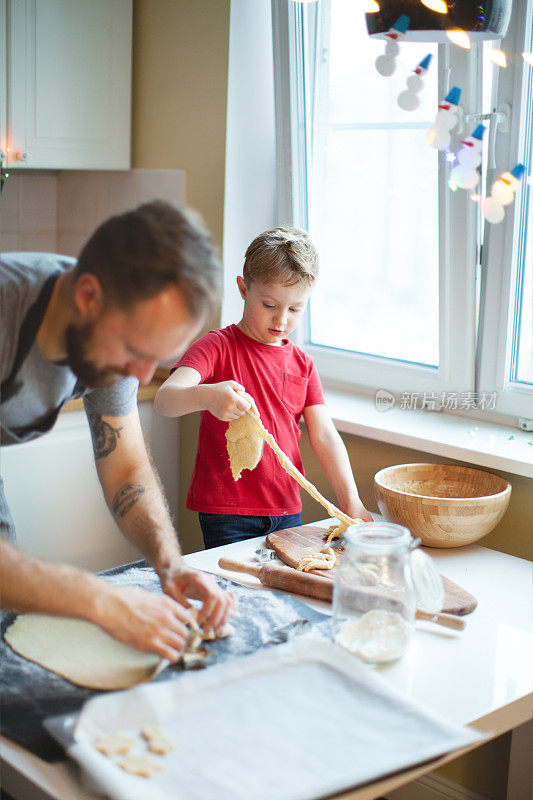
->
[336,609,411,663]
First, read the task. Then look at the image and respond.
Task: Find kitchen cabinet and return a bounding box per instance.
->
[0,0,132,170]
[0,402,179,571]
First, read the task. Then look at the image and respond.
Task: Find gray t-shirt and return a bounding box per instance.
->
[0,252,139,540]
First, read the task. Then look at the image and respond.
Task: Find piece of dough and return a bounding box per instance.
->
[4,614,164,690]
[141,724,174,755]
[94,733,135,756]
[297,547,336,572]
[118,755,162,777]
[225,405,265,480]
[188,607,235,641]
[227,393,364,541]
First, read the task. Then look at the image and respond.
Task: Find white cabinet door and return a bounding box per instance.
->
[5,0,132,170]
[1,403,180,572]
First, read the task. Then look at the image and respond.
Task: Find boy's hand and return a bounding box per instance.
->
[345,500,374,523]
[203,381,253,421]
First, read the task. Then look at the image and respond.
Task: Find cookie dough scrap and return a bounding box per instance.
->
[141,724,174,755]
[187,607,235,644]
[226,392,364,542]
[118,755,162,778]
[94,733,135,756]
[297,547,336,572]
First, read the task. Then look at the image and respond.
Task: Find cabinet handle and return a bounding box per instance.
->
[16,151,28,161]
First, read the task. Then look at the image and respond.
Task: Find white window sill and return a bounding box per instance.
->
[323,389,533,479]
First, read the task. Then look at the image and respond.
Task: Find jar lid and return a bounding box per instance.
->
[410,549,445,614]
[345,522,412,550]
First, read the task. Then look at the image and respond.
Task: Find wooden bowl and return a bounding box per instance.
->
[374,463,511,547]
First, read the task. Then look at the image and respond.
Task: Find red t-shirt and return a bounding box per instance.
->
[172,324,325,515]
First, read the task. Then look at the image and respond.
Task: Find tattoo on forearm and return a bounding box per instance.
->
[88,413,122,459]
[113,483,145,518]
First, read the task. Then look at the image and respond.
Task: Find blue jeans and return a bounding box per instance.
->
[199,512,302,550]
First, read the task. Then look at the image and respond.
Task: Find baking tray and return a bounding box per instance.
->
[45,638,481,800]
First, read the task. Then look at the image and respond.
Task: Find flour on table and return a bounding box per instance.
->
[335,610,410,663]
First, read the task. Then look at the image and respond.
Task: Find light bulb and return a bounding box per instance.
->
[482,196,505,224]
[491,179,514,205]
[446,29,471,49]
[490,49,507,68]
[364,0,380,11]
[420,0,448,12]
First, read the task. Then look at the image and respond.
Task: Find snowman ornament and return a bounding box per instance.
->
[426,87,462,151]
[449,124,486,190]
[482,164,526,224]
[375,15,410,78]
[397,54,432,111]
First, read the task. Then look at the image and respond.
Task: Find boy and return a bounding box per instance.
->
[154,227,372,549]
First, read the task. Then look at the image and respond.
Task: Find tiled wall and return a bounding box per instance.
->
[0,168,186,257]
[0,172,58,253]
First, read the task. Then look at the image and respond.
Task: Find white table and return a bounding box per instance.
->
[2,523,532,800]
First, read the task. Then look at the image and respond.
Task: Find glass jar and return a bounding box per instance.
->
[332,522,444,665]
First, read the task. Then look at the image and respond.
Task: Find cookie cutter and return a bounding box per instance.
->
[266,619,312,644]
[255,548,276,564]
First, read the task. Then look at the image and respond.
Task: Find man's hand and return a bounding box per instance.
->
[202,381,252,421]
[94,584,192,662]
[159,566,238,635]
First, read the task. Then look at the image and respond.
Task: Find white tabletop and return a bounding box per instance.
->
[2,522,532,800]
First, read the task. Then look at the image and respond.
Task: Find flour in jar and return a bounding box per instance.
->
[335,609,411,663]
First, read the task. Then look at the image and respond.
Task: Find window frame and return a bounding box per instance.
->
[476,0,533,419]
[272,0,530,418]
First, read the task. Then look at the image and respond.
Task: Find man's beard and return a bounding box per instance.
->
[64,323,125,388]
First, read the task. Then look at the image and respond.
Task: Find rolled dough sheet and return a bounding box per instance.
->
[4,614,165,691]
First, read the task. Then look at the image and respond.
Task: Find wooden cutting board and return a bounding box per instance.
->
[266,525,478,616]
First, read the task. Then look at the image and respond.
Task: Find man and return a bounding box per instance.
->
[0,200,236,662]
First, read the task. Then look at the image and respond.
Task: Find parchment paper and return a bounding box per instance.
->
[47,639,481,800]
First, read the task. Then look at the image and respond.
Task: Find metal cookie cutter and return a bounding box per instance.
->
[266,619,312,644]
[255,548,276,564]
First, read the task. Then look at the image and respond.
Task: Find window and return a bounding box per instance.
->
[477,3,533,417]
[275,0,532,419]
[308,4,440,368]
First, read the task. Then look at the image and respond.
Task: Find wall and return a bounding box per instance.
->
[132,0,230,249]
[0,168,185,257]
[131,0,280,555]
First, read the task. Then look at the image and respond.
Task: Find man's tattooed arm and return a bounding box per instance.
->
[87,413,123,459]
[112,483,146,518]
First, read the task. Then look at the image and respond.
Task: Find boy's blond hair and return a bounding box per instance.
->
[243,227,318,287]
